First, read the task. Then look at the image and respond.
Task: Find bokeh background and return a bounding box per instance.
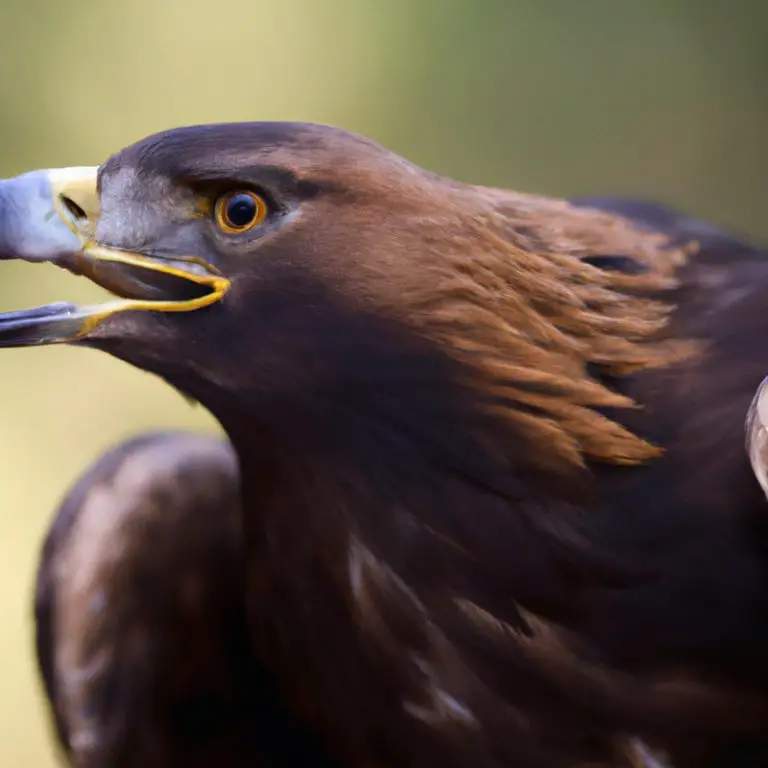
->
[0,0,765,763]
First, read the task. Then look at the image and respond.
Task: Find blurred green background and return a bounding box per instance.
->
[0,0,765,763]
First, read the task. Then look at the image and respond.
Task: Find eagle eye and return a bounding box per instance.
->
[214,190,268,234]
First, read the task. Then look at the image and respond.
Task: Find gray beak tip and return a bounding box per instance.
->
[0,167,98,263]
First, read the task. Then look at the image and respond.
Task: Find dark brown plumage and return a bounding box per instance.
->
[34,430,336,767]
[0,122,767,767]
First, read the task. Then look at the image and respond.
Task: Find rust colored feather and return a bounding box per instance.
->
[392,191,700,469]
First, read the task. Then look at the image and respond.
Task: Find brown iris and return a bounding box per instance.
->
[214,190,268,234]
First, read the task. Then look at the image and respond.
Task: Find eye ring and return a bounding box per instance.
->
[214,190,268,234]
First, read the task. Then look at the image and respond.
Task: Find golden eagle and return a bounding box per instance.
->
[0,123,766,768]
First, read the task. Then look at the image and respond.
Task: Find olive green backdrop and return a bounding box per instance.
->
[0,0,764,763]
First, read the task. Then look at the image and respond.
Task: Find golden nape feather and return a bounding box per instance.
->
[402,189,700,468]
[0,122,765,768]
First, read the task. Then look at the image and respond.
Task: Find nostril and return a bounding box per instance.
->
[59,194,87,222]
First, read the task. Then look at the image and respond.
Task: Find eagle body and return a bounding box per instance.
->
[1,123,767,767]
[574,202,768,679]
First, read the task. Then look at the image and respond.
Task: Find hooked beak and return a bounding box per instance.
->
[0,167,229,347]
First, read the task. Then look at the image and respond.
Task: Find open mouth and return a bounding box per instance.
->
[62,243,227,305]
[0,166,230,347]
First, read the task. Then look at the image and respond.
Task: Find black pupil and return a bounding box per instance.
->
[226,194,258,228]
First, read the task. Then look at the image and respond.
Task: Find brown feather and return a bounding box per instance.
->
[384,191,701,468]
[35,431,337,767]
